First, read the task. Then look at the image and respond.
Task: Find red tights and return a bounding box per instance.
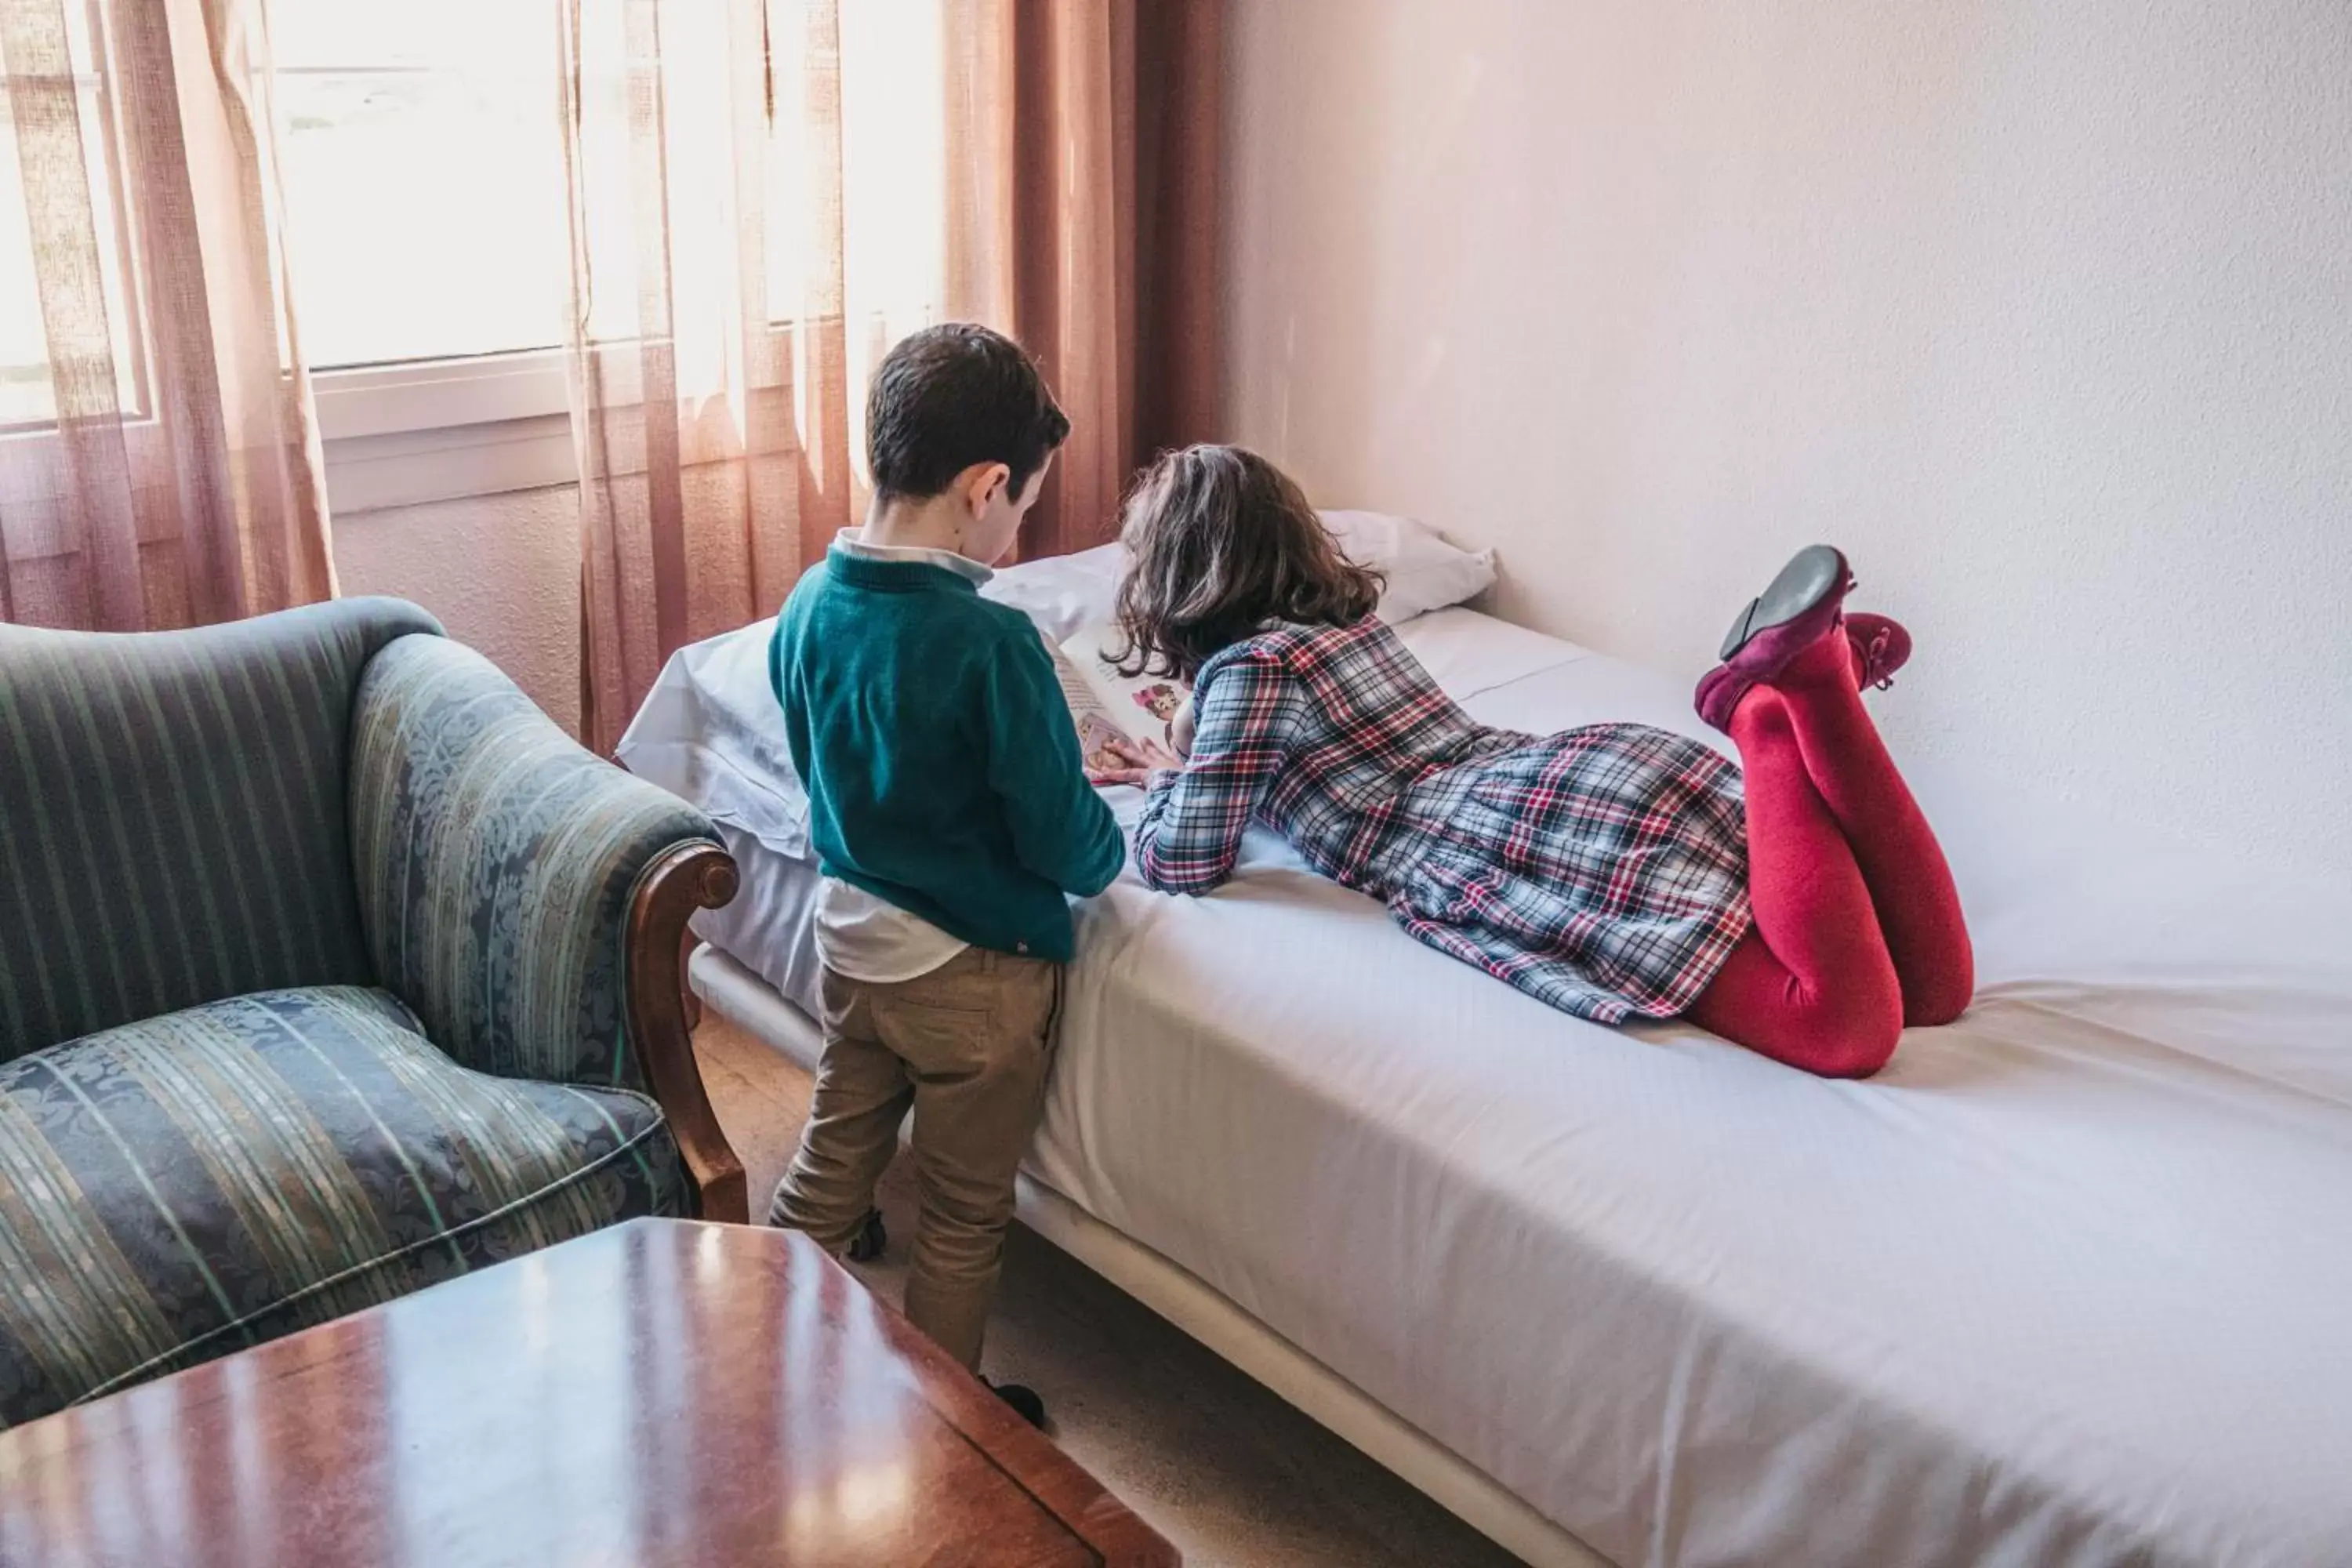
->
[1686,627,1973,1077]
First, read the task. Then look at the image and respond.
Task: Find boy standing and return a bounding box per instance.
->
[767,324,1123,1425]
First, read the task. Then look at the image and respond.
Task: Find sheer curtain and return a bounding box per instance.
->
[559,0,1221,755]
[0,0,331,630]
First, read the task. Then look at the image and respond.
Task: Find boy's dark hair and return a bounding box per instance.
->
[866,323,1070,503]
[1112,445,1384,682]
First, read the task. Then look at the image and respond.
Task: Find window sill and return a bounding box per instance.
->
[324,412,575,514]
[4,339,798,520]
[318,348,576,514]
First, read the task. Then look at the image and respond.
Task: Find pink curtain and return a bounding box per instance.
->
[0,0,332,630]
[559,0,1222,756]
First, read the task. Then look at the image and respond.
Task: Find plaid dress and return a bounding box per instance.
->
[1134,618,1753,1023]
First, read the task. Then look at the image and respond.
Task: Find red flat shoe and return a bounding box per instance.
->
[1695,545,1854,731]
[1845,612,1911,690]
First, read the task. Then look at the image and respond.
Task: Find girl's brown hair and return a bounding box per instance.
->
[1112,445,1383,681]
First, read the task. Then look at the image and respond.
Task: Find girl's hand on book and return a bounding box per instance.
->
[1087,735,1182,789]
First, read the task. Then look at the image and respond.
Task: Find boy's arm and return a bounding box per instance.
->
[1132,649,1304,895]
[982,628,1127,897]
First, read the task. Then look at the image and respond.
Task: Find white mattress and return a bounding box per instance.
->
[626,608,2352,1567]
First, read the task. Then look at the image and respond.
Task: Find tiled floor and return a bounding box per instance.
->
[695,1013,1527,1568]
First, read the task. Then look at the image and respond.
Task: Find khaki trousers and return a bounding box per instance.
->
[767,946,1062,1369]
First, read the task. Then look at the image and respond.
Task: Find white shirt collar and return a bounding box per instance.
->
[833,528,994,586]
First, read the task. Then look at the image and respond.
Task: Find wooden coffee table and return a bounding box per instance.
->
[0,1218,1176,1566]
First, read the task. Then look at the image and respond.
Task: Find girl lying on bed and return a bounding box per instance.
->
[1089,445,1974,1078]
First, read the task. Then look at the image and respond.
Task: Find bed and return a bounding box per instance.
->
[622,564,2352,1568]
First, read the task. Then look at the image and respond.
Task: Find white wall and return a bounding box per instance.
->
[1221,0,2352,874]
[332,485,583,735]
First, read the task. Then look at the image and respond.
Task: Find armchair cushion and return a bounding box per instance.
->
[350,635,719,1091]
[0,985,681,1429]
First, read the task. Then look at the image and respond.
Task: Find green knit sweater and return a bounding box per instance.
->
[769,549,1124,962]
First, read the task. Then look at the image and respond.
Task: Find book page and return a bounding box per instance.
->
[1060,622,1192,757]
[1044,633,1140,772]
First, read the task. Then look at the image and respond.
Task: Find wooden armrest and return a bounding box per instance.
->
[625,843,749,1223]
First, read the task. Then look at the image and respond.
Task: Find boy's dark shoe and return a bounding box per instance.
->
[989,1380,1047,1430]
[847,1207,888,1263]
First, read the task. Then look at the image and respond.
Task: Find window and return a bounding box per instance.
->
[0,0,145,430]
[0,0,571,466]
[270,2,577,506]
[271,0,946,368]
[272,2,568,369]
[0,2,959,506]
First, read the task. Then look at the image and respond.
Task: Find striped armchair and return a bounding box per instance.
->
[0,598,744,1430]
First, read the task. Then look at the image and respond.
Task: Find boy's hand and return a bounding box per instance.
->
[1088,735,1182,789]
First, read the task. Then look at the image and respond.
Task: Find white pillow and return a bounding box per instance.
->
[978,510,1494,639]
[980,543,1124,641]
[1318,508,1497,625]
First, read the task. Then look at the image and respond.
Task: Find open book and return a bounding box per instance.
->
[1046,620,1191,773]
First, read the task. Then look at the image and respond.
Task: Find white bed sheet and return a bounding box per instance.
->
[632,609,2352,1567]
[633,607,1588,1021]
